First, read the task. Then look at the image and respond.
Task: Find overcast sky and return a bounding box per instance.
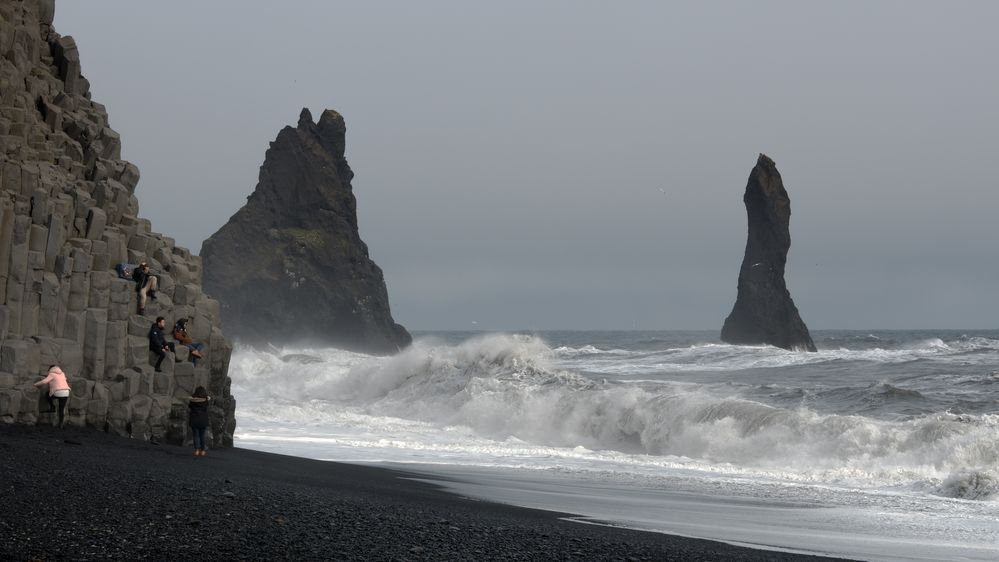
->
[54,1,998,331]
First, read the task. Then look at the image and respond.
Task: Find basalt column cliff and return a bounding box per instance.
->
[0,1,235,444]
[721,154,816,352]
[201,109,411,354]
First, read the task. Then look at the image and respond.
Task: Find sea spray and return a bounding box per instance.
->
[936,470,999,500]
[231,332,999,494]
[229,330,999,561]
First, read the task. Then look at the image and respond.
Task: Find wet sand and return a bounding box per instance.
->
[0,424,846,561]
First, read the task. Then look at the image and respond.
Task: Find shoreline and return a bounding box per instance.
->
[1,424,846,561]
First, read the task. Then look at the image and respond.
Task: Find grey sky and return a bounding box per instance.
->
[55,1,999,330]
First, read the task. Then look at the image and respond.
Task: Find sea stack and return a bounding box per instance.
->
[201,108,411,354]
[721,154,816,352]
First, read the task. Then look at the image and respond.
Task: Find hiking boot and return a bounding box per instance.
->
[148,290,157,300]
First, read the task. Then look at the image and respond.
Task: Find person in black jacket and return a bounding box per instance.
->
[148,316,175,372]
[189,386,211,456]
[133,262,158,314]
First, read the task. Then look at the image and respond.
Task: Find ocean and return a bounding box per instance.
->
[229,330,999,561]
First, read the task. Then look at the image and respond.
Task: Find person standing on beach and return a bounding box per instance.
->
[188,386,211,456]
[33,365,71,427]
[148,316,175,372]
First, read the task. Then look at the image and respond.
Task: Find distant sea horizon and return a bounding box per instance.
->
[409,327,999,335]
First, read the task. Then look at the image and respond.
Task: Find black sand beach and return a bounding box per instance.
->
[1,425,845,561]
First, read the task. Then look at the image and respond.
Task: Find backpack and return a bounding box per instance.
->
[115,263,138,280]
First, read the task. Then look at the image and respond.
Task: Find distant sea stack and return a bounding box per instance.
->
[721,154,816,352]
[201,108,411,354]
[0,1,235,445]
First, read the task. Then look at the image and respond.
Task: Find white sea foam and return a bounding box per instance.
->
[935,470,999,500]
[560,339,999,377]
[552,344,631,357]
[228,332,999,560]
[230,334,999,497]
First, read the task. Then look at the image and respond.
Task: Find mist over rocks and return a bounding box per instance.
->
[201,108,411,355]
[0,1,235,444]
[721,154,816,352]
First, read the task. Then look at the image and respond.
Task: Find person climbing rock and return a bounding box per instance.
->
[172,318,206,366]
[148,316,175,372]
[133,262,158,314]
[34,365,71,427]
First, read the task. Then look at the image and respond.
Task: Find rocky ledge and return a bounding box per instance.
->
[0,1,235,445]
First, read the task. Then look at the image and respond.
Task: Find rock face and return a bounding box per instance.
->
[721,154,816,352]
[201,108,411,354]
[0,1,235,446]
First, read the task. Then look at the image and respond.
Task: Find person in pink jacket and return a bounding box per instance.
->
[34,365,71,427]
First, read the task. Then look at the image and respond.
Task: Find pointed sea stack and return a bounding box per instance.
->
[201,108,411,354]
[721,154,816,351]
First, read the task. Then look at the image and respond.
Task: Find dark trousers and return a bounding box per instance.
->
[46,395,68,425]
[192,427,207,450]
[152,343,176,370]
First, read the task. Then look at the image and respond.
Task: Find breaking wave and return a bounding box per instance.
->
[935,470,999,500]
[230,333,999,496]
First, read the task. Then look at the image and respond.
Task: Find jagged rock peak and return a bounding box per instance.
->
[721,153,816,352]
[297,107,313,128]
[318,108,345,129]
[316,109,347,156]
[201,108,411,355]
